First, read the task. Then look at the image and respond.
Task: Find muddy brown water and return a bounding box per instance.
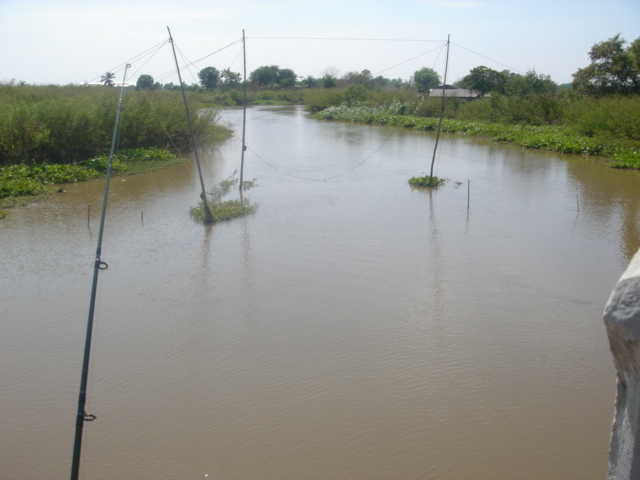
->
[1,106,639,479]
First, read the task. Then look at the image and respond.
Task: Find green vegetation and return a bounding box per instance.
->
[0,83,229,166]
[306,35,640,171]
[0,148,183,208]
[572,34,640,97]
[315,102,640,168]
[409,175,446,187]
[190,175,256,224]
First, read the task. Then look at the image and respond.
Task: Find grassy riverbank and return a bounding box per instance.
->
[0,84,229,166]
[0,148,188,209]
[314,102,640,169]
[0,84,232,214]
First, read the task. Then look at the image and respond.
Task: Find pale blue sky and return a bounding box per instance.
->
[1,0,639,86]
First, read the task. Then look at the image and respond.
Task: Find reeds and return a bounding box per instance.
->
[0,84,228,166]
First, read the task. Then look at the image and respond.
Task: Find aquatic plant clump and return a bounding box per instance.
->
[409,175,446,187]
[190,198,256,223]
[610,149,640,170]
[190,174,257,224]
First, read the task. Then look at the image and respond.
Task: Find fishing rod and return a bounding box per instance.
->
[70,64,130,480]
[167,26,214,223]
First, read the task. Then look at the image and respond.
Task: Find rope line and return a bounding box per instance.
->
[249,36,444,42]
[450,42,523,74]
[373,44,446,76]
[139,89,181,152]
[87,39,170,84]
[245,136,392,182]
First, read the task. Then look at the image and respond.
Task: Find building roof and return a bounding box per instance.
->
[429,86,481,98]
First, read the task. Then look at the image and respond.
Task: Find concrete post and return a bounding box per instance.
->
[604,248,640,480]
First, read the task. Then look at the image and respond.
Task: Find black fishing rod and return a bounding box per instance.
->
[70,64,130,480]
[167,26,214,223]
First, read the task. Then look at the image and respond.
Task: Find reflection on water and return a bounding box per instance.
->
[1,106,638,480]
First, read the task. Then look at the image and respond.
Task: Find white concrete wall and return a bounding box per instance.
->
[604,248,640,480]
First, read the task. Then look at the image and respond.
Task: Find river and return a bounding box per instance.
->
[1,105,639,479]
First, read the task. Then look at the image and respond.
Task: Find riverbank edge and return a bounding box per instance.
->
[0,145,227,213]
[313,106,640,170]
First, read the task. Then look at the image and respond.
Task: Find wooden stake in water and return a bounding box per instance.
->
[141,210,144,226]
[87,204,90,227]
[467,180,470,211]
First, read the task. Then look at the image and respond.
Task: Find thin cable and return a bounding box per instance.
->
[87,39,170,84]
[374,44,446,76]
[138,89,181,152]
[249,36,444,42]
[175,44,200,85]
[450,42,523,74]
[246,137,392,182]
[154,39,244,83]
[129,42,169,80]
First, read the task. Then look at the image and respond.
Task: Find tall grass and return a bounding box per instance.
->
[0,84,229,166]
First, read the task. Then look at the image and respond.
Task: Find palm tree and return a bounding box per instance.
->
[101,72,115,87]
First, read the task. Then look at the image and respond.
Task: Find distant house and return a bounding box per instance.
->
[428,85,484,101]
[83,82,135,88]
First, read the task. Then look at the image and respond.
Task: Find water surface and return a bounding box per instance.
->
[1,105,639,479]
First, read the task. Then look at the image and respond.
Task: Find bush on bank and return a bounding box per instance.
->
[0,84,228,166]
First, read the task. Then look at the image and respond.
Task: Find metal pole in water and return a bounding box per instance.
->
[70,64,130,480]
[428,34,450,184]
[239,29,248,194]
[167,26,213,223]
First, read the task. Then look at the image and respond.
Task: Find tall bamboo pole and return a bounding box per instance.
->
[239,29,248,193]
[428,34,450,186]
[167,26,213,223]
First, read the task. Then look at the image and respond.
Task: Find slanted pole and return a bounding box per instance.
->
[70,64,130,480]
[428,34,450,185]
[239,29,248,194]
[167,26,213,223]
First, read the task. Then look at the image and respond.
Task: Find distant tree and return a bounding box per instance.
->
[250,65,280,86]
[339,71,359,87]
[505,69,556,96]
[136,74,155,90]
[198,67,220,90]
[355,69,374,89]
[322,74,338,89]
[572,34,640,96]
[277,68,297,88]
[220,68,241,88]
[412,67,441,93]
[321,67,339,89]
[460,66,509,96]
[373,75,391,88]
[101,72,115,87]
[303,75,319,88]
[249,65,297,88]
